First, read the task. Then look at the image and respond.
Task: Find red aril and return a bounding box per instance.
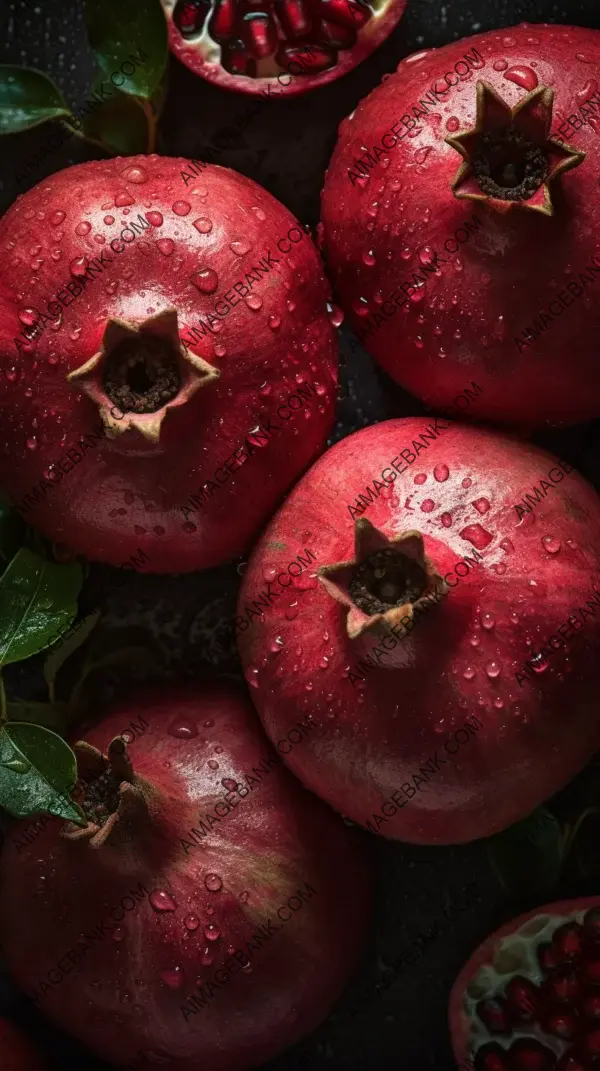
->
[0,685,370,1071]
[320,24,600,427]
[165,0,407,97]
[0,156,338,572]
[449,899,600,1071]
[0,1020,44,1071]
[236,418,600,843]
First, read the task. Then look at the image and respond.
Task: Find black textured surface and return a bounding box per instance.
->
[1,1,600,1070]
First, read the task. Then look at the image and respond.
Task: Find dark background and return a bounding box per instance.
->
[2,0,600,1069]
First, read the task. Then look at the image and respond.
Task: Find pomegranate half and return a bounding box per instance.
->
[237,417,600,844]
[0,156,338,572]
[0,684,370,1071]
[450,897,600,1071]
[320,24,600,427]
[164,0,407,97]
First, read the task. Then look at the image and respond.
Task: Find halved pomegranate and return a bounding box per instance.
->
[450,898,600,1071]
[163,0,407,96]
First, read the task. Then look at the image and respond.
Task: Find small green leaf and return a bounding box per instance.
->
[6,700,71,734]
[486,807,564,899]
[0,66,73,134]
[0,548,82,667]
[84,0,168,100]
[43,610,101,704]
[0,722,85,825]
[82,91,148,156]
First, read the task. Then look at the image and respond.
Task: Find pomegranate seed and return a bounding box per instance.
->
[174,0,212,34]
[504,976,540,1022]
[208,0,238,40]
[277,41,337,73]
[311,0,370,28]
[221,37,257,74]
[240,12,278,58]
[542,966,580,1004]
[542,1009,577,1038]
[582,992,600,1020]
[537,941,559,974]
[317,16,356,47]
[476,997,511,1035]
[474,1043,511,1071]
[581,1027,600,1058]
[508,1038,555,1071]
[555,1054,587,1071]
[585,909,600,944]
[580,958,600,986]
[274,0,312,37]
[553,922,584,963]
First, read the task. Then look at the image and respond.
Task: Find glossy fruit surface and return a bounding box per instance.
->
[450,898,600,1071]
[0,156,338,572]
[320,24,600,427]
[0,1019,44,1071]
[237,418,600,843]
[165,0,407,97]
[0,685,370,1071]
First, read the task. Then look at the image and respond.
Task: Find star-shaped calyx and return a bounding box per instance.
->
[317,518,444,644]
[445,80,585,216]
[67,308,220,443]
[63,737,150,849]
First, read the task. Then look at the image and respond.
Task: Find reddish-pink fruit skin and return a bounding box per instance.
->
[449,897,600,1069]
[0,156,337,571]
[320,24,600,427]
[165,0,407,98]
[0,1019,44,1071]
[237,418,600,844]
[0,685,370,1071]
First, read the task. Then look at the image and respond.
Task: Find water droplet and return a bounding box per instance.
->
[433,463,449,482]
[541,535,561,554]
[420,498,435,513]
[492,562,507,575]
[161,967,184,989]
[480,612,495,630]
[462,477,472,489]
[459,524,493,550]
[69,256,88,277]
[500,538,514,554]
[26,436,38,451]
[493,58,508,71]
[149,890,177,912]
[441,512,453,528]
[172,200,191,216]
[473,498,490,514]
[446,116,460,132]
[50,210,65,226]
[207,759,219,770]
[504,65,538,91]
[530,653,549,673]
[146,210,164,227]
[362,249,376,266]
[104,215,115,226]
[414,473,427,485]
[75,221,91,236]
[214,344,227,358]
[230,239,251,255]
[115,191,135,207]
[193,218,213,234]
[328,303,344,327]
[184,915,200,931]
[352,296,370,317]
[527,578,547,597]
[112,927,125,941]
[203,923,221,941]
[204,873,223,893]
[246,664,259,688]
[156,238,174,256]
[192,268,219,293]
[268,314,281,330]
[463,666,476,680]
[121,165,148,184]
[246,294,262,310]
[485,661,501,679]
[167,718,198,739]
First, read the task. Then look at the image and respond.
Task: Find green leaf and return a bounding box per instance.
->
[43,610,101,704]
[0,549,82,667]
[6,700,71,734]
[0,722,85,825]
[84,0,168,100]
[0,66,73,134]
[0,501,23,564]
[82,91,148,156]
[486,807,564,899]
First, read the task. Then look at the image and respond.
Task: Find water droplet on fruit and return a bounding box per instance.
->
[192,269,219,293]
[204,923,221,941]
[173,200,191,216]
[473,497,490,514]
[492,562,507,575]
[328,303,344,327]
[207,759,219,770]
[420,498,435,513]
[50,210,65,226]
[204,874,223,893]
[104,215,115,226]
[146,211,164,227]
[268,314,281,329]
[184,915,200,931]
[486,660,501,679]
[493,58,508,71]
[75,221,91,236]
[161,967,184,989]
[459,524,493,550]
[112,927,125,941]
[446,116,460,132]
[69,256,88,277]
[463,666,476,680]
[230,239,251,255]
[157,238,174,256]
[362,249,376,266]
[441,512,453,527]
[150,890,177,912]
[246,294,263,310]
[414,473,427,485]
[480,611,495,630]
[527,578,547,596]
[193,217,213,234]
[530,653,549,673]
[433,463,449,482]
[504,65,538,91]
[167,718,198,739]
[541,535,561,554]
[26,437,38,451]
[500,538,514,554]
[352,296,370,317]
[115,191,135,207]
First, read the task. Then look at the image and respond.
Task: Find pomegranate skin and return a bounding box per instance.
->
[0,685,370,1071]
[321,24,600,427]
[449,897,600,1070]
[0,156,338,572]
[237,418,600,844]
[0,1019,44,1071]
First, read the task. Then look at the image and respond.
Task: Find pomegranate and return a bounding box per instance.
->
[236,417,600,844]
[165,0,407,98]
[449,897,600,1071]
[0,156,338,572]
[320,24,600,427]
[0,1019,44,1071]
[0,684,370,1071]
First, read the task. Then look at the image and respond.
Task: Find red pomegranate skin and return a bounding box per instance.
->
[449,897,600,1071]
[237,418,600,844]
[0,1019,44,1071]
[0,685,370,1071]
[165,0,407,98]
[320,24,600,427]
[0,156,337,572]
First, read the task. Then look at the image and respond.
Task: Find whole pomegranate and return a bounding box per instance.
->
[237,418,600,844]
[0,1020,44,1071]
[0,684,370,1071]
[0,156,337,572]
[320,24,600,427]
[165,0,407,97]
[449,897,600,1071]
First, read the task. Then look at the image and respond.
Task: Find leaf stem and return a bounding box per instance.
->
[140,98,158,154]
